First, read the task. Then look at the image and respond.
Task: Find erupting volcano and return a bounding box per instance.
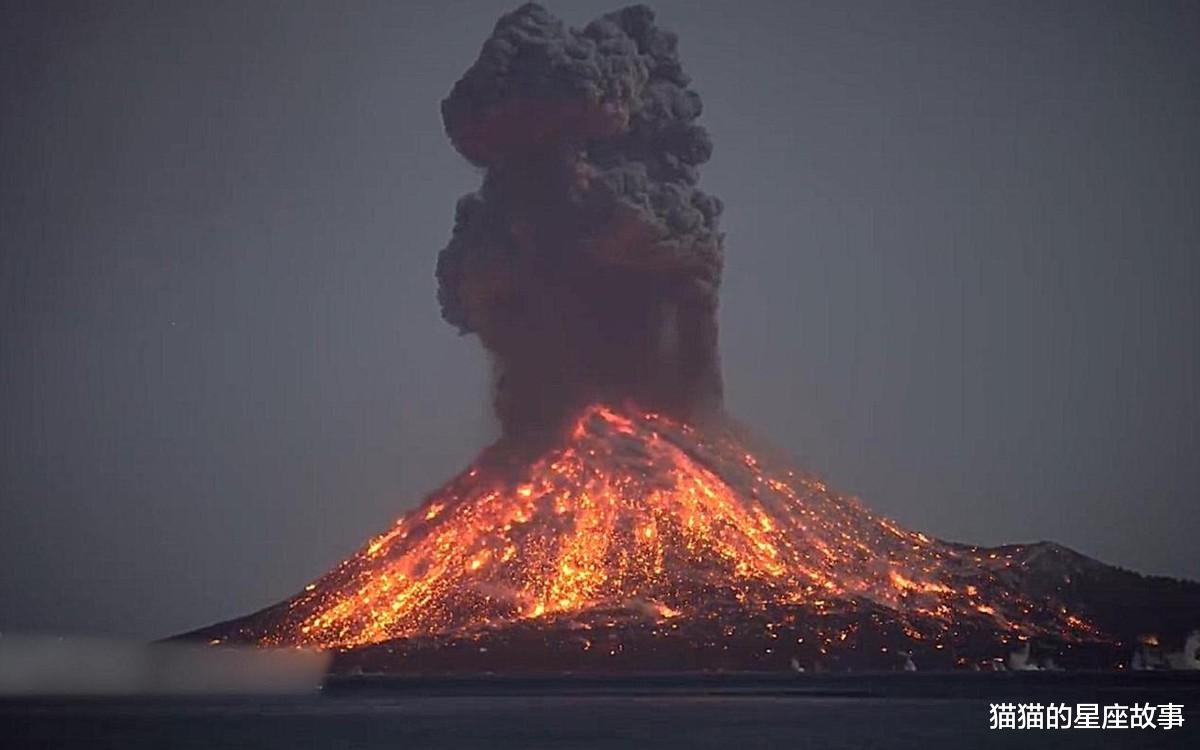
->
[187,3,1200,672]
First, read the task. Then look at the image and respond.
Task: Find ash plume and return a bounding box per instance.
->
[436,3,724,441]
[183,4,1200,673]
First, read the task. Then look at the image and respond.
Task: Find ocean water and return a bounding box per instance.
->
[4,673,1199,748]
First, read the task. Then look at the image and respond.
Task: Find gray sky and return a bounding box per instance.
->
[1,0,1197,640]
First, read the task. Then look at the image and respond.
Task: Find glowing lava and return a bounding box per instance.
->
[249,404,1096,652]
[185,3,1200,670]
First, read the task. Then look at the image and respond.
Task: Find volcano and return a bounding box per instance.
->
[190,404,1199,671]
[184,4,1199,671]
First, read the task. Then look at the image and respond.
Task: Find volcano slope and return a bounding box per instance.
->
[181,3,1199,672]
[186,405,1200,672]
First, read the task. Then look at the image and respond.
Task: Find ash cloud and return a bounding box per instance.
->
[436,3,724,441]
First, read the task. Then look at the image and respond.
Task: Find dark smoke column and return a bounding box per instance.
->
[436,3,724,441]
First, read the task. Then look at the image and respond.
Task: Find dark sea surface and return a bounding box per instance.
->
[4,673,1200,749]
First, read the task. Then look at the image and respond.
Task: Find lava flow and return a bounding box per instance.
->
[184,4,1200,671]
[224,404,1098,663]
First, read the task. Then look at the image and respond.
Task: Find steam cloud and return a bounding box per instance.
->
[436,3,724,440]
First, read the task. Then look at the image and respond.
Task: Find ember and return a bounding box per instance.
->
[183,4,1200,671]
[247,404,1096,652]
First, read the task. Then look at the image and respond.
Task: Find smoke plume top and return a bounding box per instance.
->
[435,3,724,441]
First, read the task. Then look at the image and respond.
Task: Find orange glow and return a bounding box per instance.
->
[262,404,1096,649]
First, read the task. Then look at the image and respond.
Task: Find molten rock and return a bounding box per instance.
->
[183,5,1200,672]
[188,405,1199,672]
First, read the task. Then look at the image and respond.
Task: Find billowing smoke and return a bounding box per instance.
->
[436,3,724,441]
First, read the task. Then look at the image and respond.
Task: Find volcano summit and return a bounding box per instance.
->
[186,4,1200,672]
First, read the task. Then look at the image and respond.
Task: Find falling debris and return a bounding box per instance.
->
[185,404,1196,672]
[181,4,1200,672]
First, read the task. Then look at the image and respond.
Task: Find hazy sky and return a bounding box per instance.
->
[2,0,1197,640]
